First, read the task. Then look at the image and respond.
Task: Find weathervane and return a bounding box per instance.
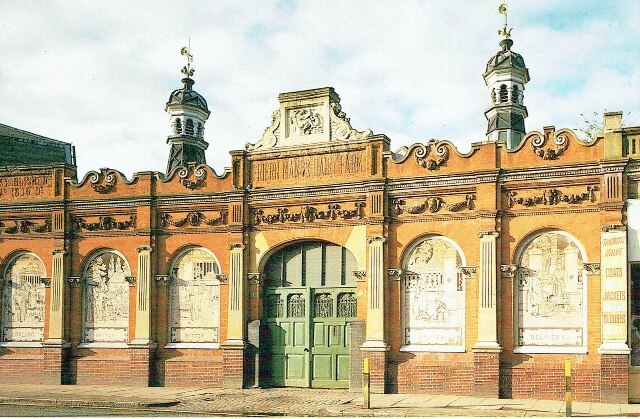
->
[498,3,512,39]
[180,38,195,78]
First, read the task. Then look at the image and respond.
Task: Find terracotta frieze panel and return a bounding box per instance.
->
[1,253,46,342]
[506,186,597,208]
[160,210,228,228]
[73,214,136,232]
[392,194,475,215]
[0,218,51,235]
[252,202,365,226]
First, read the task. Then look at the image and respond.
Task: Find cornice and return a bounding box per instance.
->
[247,179,385,202]
[0,201,66,213]
[503,207,600,217]
[387,170,500,191]
[498,163,602,182]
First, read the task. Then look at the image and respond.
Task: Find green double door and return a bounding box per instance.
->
[263,286,357,388]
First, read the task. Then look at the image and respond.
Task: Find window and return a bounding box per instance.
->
[511,85,519,103]
[499,85,508,102]
[185,119,194,136]
[402,236,465,351]
[168,248,220,346]
[174,118,182,134]
[515,232,586,352]
[83,251,130,343]
[1,253,46,343]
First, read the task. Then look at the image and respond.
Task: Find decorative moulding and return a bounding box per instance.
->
[253,202,365,226]
[460,266,476,278]
[90,168,117,193]
[178,165,206,190]
[602,224,626,232]
[216,274,229,284]
[0,218,51,235]
[507,186,597,208]
[392,194,474,215]
[73,215,136,232]
[160,211,228,228]
[531,131,568,160]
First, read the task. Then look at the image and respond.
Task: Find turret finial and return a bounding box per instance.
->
[498,3,512,40]
[180,38,195,79]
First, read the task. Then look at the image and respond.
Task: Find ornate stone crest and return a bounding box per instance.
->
[531,133,568,160]
[90,169,117,193]
[178,166,206,190]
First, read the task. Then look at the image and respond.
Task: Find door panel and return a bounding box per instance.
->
[264,285,356,389]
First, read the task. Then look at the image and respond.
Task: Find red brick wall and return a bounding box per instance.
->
[600,354,629,403]
[0,348,44,384]
[223,348,244,388]
[392,353,473,395]
[473,351,499,397]
[160,355,223,387]
[500,360,601,401]
[362,350,386,394]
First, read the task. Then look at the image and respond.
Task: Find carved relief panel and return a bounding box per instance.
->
[516,232,585,350]
[1,254,46,342]
[403,237,464,350]
[83,252,131,343]
[169,248,220,344]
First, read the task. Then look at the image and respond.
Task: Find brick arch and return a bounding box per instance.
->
[257,237,361,273]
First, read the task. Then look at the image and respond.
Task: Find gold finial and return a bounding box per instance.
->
[180,38,195,78]
[498,3,512,39]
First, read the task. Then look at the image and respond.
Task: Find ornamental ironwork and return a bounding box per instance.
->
[314,293,333,318]
[337,293,357,318]
[287,294,305,318]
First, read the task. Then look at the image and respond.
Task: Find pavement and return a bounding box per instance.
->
[0,384,638,417]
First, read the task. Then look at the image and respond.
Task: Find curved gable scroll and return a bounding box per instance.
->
[505,127,601,164]
[156,163,231,193]
[70,168,138,194]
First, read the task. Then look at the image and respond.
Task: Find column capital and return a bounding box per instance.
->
[353,270,366,282]
[478,230,499,238]
[247,273,262,284]
[50,249,67,256]
[136,245,153,253]
[125,276,136,287]
[216,273,229,284]
[40,277,51,287]
[460,266,477,278]
[229,243,245,250]
[155,274,170,286]
[367,236,386,244]
[387,268,402,280]
[67,277,81,287]
[602,224,626,232]
[500,264,519,277]
[582,262,601,275]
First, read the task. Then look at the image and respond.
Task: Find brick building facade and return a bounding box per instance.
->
[1,28,639,403]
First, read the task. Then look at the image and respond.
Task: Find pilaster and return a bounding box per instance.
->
[360,236,387,393]
[132,246,153,345]
[43,249,70,384]
[222,243,246,388]
[473,231,501,398]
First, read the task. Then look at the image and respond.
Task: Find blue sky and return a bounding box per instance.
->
[0,0,638,177]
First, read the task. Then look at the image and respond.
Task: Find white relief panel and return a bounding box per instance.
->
[169,248,220,343]
[1,254,46,342]
[517,233,585,349]
[403,238,464,348]
[83,252,130,342]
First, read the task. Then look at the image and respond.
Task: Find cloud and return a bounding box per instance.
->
[0,0,638,178]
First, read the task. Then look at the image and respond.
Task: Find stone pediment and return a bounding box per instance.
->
[245,87,373,151]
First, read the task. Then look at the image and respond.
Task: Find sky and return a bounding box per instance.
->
[1,0,639,178]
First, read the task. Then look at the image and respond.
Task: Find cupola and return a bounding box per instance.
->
[483,3,530,149]
[165,43,210,174]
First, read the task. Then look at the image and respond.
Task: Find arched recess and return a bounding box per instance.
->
[401,235,466,352]
[1,252,47,343]
[261,240,358,389]
[81,249,131,345]
[166,246,221,347]
[514,230,587,353]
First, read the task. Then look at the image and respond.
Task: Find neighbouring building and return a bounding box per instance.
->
[1,19,639,404]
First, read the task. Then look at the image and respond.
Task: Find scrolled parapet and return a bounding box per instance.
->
[89,168,117,193]
[246,109,281,151]
[329,101,373,141]
[178,165,206,190]
[531,132,568,160]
